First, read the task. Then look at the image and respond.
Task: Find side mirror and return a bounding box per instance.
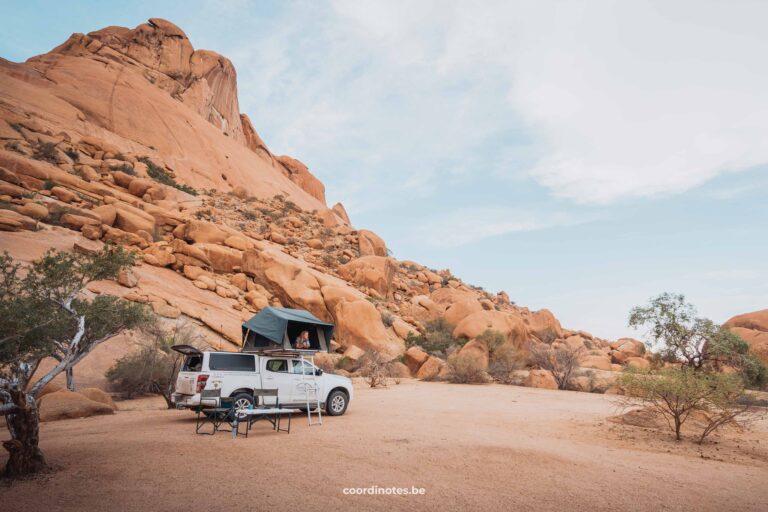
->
[315,368,324,376]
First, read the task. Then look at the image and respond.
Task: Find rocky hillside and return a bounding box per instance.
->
[725,310,768,366]
[0,19,655,388]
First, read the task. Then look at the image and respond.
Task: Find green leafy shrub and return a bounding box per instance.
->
[106,323,201,407]
[447,351,488,384]
[380,310,395,327]
[404,318,465,357]
[111,163,136,175]
[33,142,58,163]
[476,329,506,352]
[139,157,197,195]
[64,148,79,162]
[488,343,526,383]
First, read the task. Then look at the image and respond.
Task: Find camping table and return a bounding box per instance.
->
[232,408,300,437]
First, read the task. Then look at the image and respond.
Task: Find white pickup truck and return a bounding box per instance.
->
[171,346,353,416]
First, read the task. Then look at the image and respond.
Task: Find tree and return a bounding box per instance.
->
[0,247,150,477]
[629,293,766,387]
[617,368,757,442]
[629,293,709,369]
[620,294,765,443]
[528,343,584,390]
[106,322,203,408]
[360,350,391,388]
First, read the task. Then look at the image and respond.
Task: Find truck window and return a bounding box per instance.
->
[290,360,315,375]
[182,355,202,372]
[209,353,256,371]
[266,359,288,373]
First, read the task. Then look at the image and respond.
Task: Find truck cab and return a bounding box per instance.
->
[171,346,353,416]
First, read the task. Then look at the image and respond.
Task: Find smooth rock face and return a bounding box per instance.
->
[416,356,444,380]
[444,299,484,327]
[458,339,490,370]
[404,346,429,374]
[357,229,387,257]
[338,256,397,297]
[453,310,528,346]
[525,369,558,389]
[523,309,564,342]
[276,155,326,205]
[724,310,768,365]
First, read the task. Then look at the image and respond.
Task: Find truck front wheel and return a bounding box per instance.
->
[326,390,348,416]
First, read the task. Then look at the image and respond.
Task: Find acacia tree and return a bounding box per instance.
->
[629,293,766,387]
[0,247,151,477]
[619,293,766,442]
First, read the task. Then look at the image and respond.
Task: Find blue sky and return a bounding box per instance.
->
[3,1,767,339]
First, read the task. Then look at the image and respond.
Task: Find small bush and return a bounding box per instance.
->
[111,163,136,175]
[242,210,258,221]
[106,322,203,408]
[33,142,58,163]
[406,318,464,357]
[46,205,76,226]
[139,157,197,195]
[361,350,391,388]
[488,343,526,383]
[529,343,584,390]
[42,179,58,190]
[105,346,174,400]
[321,253,336,267]
[539,330,558,344]
[448,351,488,384]
[64,148,80,162]
[476,329,506,352]
[380,310,395,327]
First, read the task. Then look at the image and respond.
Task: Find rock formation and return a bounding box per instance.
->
[0,18,700,391]
[725,309,768,366]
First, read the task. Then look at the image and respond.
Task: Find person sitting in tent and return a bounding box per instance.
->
[294,330,310,349]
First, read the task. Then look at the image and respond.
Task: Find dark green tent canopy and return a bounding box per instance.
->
[241,307,334,352]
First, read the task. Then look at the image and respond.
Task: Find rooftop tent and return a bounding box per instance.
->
[241,307,334,352]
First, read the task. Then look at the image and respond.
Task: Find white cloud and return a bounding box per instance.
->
[413,207,594,248]
[221,1,768,208]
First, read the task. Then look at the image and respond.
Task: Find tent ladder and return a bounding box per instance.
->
[300,353,323,426]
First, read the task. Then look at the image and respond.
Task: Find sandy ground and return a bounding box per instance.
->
[2,381,767,512]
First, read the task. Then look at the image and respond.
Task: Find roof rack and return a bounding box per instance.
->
[239,348,321,357]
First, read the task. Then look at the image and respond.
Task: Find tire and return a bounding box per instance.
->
[325,389,348,416]
[231,393,255,417]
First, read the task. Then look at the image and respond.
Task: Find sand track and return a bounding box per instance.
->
[3,381,767,511]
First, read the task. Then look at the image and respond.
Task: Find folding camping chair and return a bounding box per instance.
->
[195,389,240,436]
[195,389,224,435]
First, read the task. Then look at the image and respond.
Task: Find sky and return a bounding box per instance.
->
[2,0,767,340]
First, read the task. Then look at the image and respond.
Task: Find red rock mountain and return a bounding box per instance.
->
[0,18,330,213]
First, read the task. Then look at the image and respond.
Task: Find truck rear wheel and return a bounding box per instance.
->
[325,390,348,416]
[231,393,254,415]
